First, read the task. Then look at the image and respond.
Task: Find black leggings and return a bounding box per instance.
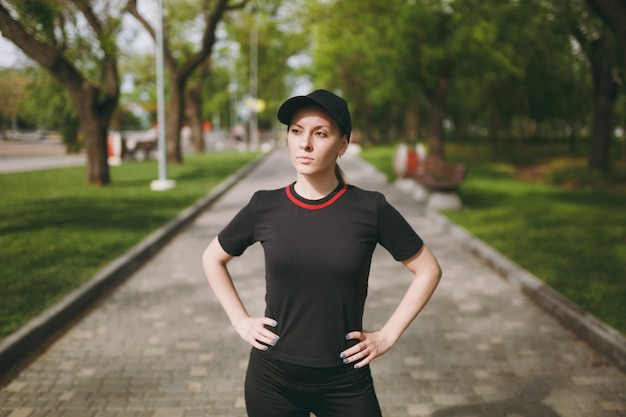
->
[245,349,383,417]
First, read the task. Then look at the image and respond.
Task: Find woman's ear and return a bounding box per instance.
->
[338,136,349,156]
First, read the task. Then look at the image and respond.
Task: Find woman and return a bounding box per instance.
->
[202,89,442,417]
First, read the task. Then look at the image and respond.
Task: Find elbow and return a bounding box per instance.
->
[202,237,233,276]
[435,267,443,286]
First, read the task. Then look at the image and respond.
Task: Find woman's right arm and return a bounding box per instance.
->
[202,237,279,350]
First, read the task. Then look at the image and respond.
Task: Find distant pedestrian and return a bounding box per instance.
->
[202,89,442,417]
[232,123,246,144]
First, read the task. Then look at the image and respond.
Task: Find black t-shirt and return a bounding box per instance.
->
[218,182,423,367]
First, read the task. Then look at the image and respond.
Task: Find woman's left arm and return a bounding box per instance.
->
[341,244,442,368]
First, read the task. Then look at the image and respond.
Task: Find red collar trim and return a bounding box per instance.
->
[285,183,348,210]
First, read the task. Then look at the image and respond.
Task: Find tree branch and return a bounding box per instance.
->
[0,3,83,91]
[72,0,104,39]
[225,0,248,11]
[126,0,156,40]
[126,0,178,73]
[69,0,120,108]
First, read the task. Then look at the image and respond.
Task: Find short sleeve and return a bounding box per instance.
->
[376,194,423,261]
[217,193,258,256]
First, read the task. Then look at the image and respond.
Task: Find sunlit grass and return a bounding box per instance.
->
[0,151,258,338]
[360,144,626,334]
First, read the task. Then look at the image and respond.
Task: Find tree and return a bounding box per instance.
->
[309,0,407,144]
[563,0,623,172]
[184,59,211,153]
[587,0,626,63]
[225,0,308,133]
[309,0,530,156]
[127,0,248,164]
[0,0,122,185]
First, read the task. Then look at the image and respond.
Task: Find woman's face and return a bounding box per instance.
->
[287,106,348,179]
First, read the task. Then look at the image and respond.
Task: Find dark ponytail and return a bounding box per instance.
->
[335,130,348,183]
[335,163,346,184]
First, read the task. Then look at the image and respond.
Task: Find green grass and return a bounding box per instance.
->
[0,151,258,338]
[360,144,626,334]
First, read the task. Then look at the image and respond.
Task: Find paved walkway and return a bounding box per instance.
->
[0,140,85,173]
[0,149,624,417]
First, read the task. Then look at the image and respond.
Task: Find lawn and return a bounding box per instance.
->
[360,144,626,335]
[0,151,258,338]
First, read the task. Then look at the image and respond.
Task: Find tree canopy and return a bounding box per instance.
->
[1,0,624,179]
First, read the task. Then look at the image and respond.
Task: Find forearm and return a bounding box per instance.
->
[381,245,442,344]
[380,271,440,344]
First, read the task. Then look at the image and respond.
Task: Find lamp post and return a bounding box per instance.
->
[248,23,258,150]
[150,0,176,191]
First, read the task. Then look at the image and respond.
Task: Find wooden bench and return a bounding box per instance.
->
[410,156,467,191]
[122,137,157,161]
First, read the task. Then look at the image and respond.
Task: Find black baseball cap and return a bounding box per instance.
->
[278,89,352,140]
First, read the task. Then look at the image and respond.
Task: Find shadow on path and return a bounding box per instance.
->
[431,379,561,417]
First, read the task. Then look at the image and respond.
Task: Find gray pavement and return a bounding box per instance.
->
[0,153,86,173]
[0,139,85,173]
[0,149,625,417]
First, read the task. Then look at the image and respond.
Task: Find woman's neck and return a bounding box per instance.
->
[293,174,340,200]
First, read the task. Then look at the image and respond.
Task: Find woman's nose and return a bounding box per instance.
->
[300,135,313,150]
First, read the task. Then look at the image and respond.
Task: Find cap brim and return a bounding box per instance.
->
[277,96,322,126]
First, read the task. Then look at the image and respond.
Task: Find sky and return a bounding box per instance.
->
[0,36,24,68]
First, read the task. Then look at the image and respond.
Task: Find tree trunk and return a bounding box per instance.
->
[427,74,451,159]
[82,113,111,185]
[185,87,205,153]
[404,102,420,144]
[166,74,185,164]
[488,98,501,152]
[568,119,578,153]
[586,0,626,63]
[453,116,468,142]
[73,85,113,185]
[588,36,619,172]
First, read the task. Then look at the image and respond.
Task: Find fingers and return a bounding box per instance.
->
[234,317,280,351]
[340,331,368,368]
[340,331,390,369]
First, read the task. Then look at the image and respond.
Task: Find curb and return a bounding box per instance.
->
[0,152,269,377]
[425,208,626,373]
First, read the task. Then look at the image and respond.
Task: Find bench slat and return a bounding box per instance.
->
[410,156,467,191]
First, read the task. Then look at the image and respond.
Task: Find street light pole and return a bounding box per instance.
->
[249,23,258,150]
[151,0,176,191]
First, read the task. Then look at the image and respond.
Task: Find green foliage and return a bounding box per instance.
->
[164,0,212,57]
[0,151,258,338]
[360,144,626,334]
[8,0,122,79]
[0,68,29,129]
[13,0,62,42]
[19,67,82,151]
[222,1,308,130]
[119,53,158,123]
[303,0,608,150]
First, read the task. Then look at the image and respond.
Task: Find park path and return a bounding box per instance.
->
[0,148,624,417]
[0,139,85,173]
